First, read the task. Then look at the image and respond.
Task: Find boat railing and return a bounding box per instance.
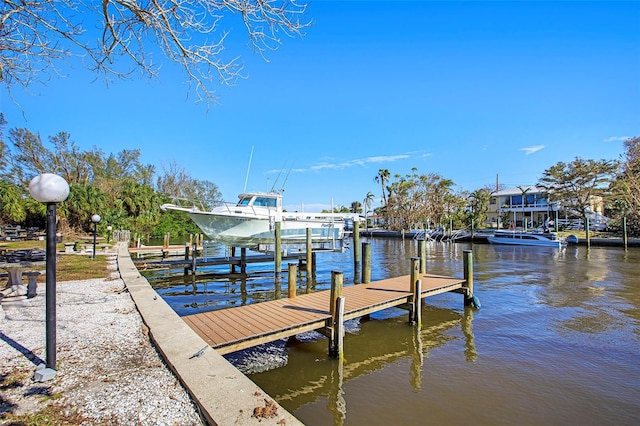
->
[161,196,211,212]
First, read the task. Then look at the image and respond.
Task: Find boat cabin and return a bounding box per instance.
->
[236,193,281,209]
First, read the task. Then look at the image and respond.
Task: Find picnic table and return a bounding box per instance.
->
[0,249,46,300]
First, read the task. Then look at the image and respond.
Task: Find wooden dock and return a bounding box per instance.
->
[184,271,468,355]
[133,251,308,270]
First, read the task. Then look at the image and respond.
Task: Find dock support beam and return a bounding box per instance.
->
[191,243,197,275]
[411,279,422,326]
[328,271,344,359]
[463,250,475,306]
[362,242,371,284]
[353,220,361,283]
[240,248,247,275]
[409,257,420,324]
[184,243,190,276]
[288,263,297,299]
[305,228,313,278]
[418,239,426,274]
[275,222,282,283]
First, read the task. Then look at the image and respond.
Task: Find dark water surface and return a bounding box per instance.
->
[147,238,640,425]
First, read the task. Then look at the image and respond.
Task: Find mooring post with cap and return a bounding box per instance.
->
[328,271,344,359]
[418,238,426,274]
[362,242,371,284]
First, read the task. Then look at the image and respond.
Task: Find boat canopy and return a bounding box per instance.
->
[236,193,281,209]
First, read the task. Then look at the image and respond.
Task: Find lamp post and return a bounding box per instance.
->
[106,225,113,244]
[29,173,70,375]
[91,214,101,259]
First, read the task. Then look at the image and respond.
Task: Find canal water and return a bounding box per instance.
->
[146,238,640,425]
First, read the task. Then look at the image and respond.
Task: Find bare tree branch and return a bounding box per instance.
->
[1,0,311,104]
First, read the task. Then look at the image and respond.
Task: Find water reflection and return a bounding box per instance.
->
[146,239,640,425]
[245,306,466,414]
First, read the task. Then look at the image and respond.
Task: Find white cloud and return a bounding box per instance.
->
[288,152,419,173]
[603,136,630,142]
[520,145,545,155]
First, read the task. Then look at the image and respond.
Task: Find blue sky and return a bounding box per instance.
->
[2,1,639,212]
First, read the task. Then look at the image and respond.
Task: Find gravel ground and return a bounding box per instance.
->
[0,277,204,425]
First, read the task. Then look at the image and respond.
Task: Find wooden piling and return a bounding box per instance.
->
[329,271,344,358]
[412,279,422,326]
[332,296,345,359]
[463,249,474,305]
[184,243,190,276]
[362,242,371,284]
[230,247,236,274]
[305,228,313,277]
[275,221,282,283]
[623,216,628,249]
[353,220,361,284]
[191,243,197,275]
[288,263,297,299]
[418,239,426,274]
[240,248,247,275]
[410,257,419,295]
[410,257,420,322]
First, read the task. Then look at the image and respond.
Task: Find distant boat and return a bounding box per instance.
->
[487,230,567,247]
[161,192,357,249]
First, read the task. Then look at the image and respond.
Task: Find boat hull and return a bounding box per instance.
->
[187,211,344,248]
[487,232,566,247]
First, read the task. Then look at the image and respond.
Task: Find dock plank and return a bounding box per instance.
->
[183,273,465,354]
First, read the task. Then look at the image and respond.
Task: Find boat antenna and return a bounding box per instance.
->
[280,162,294,192]
[270,162,286,192]
[243,145,254,193]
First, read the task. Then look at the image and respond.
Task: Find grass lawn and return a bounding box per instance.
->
[1,240,110,282]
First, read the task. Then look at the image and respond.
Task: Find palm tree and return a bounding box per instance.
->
[363,191,374,229]
[374,169,390,206]
[517,185,532,231]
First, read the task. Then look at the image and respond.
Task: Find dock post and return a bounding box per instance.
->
[288,263,297,299]
[230,247,236,274]
[623,216,628,249]
[305,228,313,277]
[191,243,197,275]
[353,220,361,284]
[240,248,247,275]
[362,242,371,284]
[411,279,422,326]
[275,221,282,283]
[329,271,344,358]
[463,250,474,306]
[410,257,420,323]
[418,239,426,274]
[184,243,190,276]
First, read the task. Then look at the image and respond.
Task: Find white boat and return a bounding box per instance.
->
[161,192,357,249]
[487,230,567,247]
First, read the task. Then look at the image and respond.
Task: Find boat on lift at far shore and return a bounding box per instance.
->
[487,230,569,247]
[161,192,358,250]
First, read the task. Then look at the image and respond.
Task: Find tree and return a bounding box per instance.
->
[537,157,619,230]
[350,201,362,214]
[2,1,311,103]
[611,136,640,235]
[363,191,374,228]
[374,169,390,206]
[468,188,492,230]
[381,169,458,231]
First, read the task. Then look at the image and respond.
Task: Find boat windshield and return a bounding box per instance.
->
[236,195,278,208]
[253,197,277,207]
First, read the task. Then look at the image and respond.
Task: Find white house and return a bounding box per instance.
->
[487,185,607,230]
[487,186,555,230]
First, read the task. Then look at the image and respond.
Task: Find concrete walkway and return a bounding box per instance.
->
[117,243,303,425]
